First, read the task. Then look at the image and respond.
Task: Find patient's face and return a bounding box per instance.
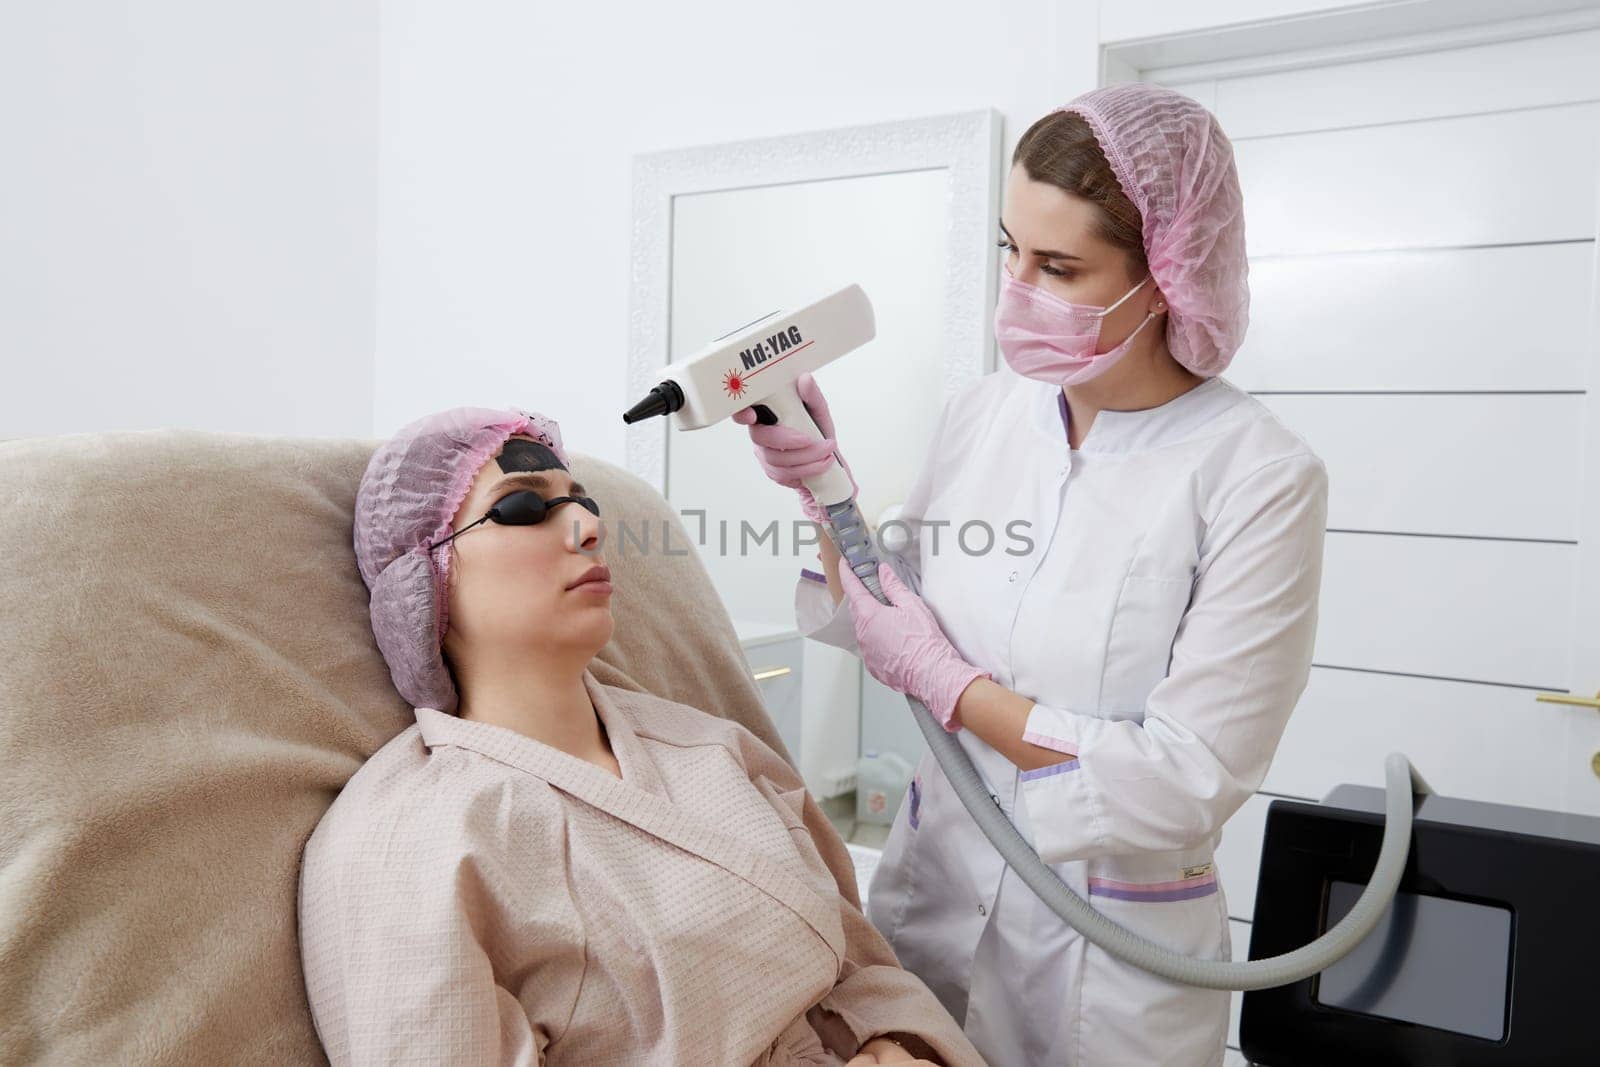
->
[441,435,612,667]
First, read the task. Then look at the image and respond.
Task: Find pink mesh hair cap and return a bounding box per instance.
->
[1056,83,1249,377]
[353,405,569,713]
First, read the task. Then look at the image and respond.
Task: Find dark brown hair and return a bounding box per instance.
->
[1012,110,1146,283]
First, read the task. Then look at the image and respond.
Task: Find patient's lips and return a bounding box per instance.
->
[567,564,612,594]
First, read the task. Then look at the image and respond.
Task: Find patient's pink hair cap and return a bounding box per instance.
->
[353,406,568,713]
[1055,83,1249,377]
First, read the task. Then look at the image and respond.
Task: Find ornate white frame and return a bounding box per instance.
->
[625,108,1004,492]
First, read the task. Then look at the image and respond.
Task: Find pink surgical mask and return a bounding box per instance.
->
[993,264,1157,386]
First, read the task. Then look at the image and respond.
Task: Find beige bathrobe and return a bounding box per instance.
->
[297,668,985,1066]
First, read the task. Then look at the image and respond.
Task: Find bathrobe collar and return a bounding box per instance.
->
[413,667,668,798]
[412,672,843,962]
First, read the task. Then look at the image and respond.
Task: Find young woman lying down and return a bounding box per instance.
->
[296,406,984,1066]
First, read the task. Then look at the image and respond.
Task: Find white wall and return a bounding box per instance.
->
[8,0,1423,447]
[7,0,1530,447]
[1102,0,1391,41]
[372,0,1096,457]
[379,0,1534,457]
[1,2,379,439]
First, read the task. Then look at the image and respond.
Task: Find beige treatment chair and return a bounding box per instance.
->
[0,427,801,1065]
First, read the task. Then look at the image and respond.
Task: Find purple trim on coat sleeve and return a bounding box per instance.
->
[907,777,920,829]
[1019,758,1081,782]
[800,568,827,584]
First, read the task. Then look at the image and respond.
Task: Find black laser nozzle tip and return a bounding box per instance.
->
[622,380,685,424]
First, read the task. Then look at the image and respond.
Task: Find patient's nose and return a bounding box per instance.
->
[566,506,602,553]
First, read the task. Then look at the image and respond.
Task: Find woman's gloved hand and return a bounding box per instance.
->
[731,372,858,525]
[839,560,991,732]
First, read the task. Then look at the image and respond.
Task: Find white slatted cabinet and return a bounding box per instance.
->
[1150,18,1600,1060]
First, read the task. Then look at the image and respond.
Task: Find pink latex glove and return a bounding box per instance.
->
[731,372,858,525]
[839,560,992,732]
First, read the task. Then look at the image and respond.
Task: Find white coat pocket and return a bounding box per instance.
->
[1075,852,1231,1066]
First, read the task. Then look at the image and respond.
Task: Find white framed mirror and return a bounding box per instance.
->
[625,110,1002,793]
[627,109,1000,604]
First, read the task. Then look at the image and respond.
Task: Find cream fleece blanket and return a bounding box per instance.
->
[0,429,796,1065]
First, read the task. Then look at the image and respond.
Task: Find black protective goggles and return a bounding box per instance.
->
[429,489,601,550]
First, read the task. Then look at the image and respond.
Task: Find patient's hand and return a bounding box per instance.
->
[845,1036,941,1064]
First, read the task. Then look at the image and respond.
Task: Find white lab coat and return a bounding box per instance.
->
[795,369,1328,1067]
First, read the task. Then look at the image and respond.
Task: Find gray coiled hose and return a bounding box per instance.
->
[823,497,1422,991]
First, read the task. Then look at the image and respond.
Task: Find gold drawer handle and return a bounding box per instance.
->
[1535,690,1600,709]
[753,666,792,682]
